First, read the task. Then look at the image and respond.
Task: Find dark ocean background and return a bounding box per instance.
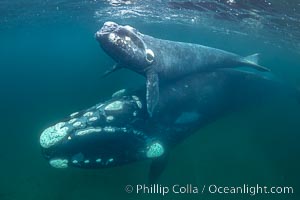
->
[0,0,299,199]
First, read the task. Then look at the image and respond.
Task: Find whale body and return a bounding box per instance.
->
[39,69,298,182]
[95,22,270,116]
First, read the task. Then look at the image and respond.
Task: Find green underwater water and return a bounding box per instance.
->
[0,4,300,200]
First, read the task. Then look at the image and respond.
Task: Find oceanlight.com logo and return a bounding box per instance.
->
[124,184,294,196]
[207,184,294,196]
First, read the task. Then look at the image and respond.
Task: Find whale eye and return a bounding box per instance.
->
[145,49,155,64]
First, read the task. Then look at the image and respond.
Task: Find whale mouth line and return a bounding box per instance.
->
[41,124,147,145]
[41,123,149,169]
[40,91,152,169]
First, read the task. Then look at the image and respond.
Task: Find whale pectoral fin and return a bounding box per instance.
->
[101,63,122,78]
[148,153,169,184]
[146,71,159,117]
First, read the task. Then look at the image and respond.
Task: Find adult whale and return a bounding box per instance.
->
[39,69,298,182]
[95,21,270,116]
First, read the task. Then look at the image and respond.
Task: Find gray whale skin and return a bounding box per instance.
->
[95,21,270,116]
[39,69,299,182]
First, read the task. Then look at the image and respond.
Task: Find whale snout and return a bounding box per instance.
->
[95,21,151,70]
[39,94,154,169]
[96,21,119,38]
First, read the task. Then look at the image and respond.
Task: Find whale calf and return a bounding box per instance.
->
[40,69,298,182]
[95,21,270,116]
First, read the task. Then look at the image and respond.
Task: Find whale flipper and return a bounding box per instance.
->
[148,153,169,183]
[242,53,270,72]
[102,63,122,78]
[146,71,159,116]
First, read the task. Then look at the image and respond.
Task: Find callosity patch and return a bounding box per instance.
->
[49,158,69,168]
[146,142,164,158]
[40,122,69,148]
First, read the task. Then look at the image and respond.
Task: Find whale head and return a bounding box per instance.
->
[95,22,154,74]
[40,93,164,169]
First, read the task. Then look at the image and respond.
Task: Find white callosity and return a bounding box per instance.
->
[109,32,125,45]
[132,96,142,109]
[145,48,155,63]
[96,104,104,109]
[124,36,131,41]
[108,32,118,43]
[104,101,124,111]
[146,142,164,158]
[40,122,69,148]
[70,112,79,118]
[75,128,102,136]
[133,130,143,135]
[96,158,102,163]
[133,111,137,116]
[111,89,126,98]
[108,30,132,48]
[103,126,115,133]
[68,118,77,124]
[106,116,114,122]
[73,121,82,127]
[49,158,68,168]
[106,158,114,165]
[83,112,93,117]
[88,117,98,122]
[72,160,78,164]
[136,100,142,109]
